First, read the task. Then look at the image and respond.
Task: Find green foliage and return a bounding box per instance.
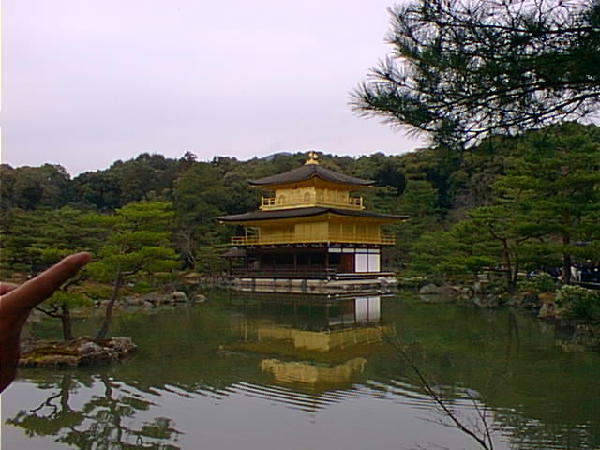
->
[87,201,179,281]
[411,228,498,279]
[352,0,600,147]
[1,164,72,210]
[519,273,558,294]
[410,231,461,275]
[83,284,113,301]
[0,207,106,276]
[172,161,256,269]
[0,208,46,275]
[71,171,121,211]
[105,153,180,205]
[556,286,600,321]
[408,123,600,293]
[386,174,444,267]
[0,206,109,339]
[45,291,93,309]
[129,280,154,293]
[2,130,598,302]
[86,201,180,339]
[494,123,600,280]
[193,246,229,276]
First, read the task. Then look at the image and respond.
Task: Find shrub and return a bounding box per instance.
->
[519,273,557,293]
[556,285,600,321]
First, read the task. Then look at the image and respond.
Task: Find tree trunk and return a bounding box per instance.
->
[508,265,518,293]
[59,375,74,413]
[501,239,517,293]
[560,181,573,285]
[561,227,572,285]
[96,271,123,339]
[61,306,73,341]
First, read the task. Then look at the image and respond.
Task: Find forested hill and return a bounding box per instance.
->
[1,122,599,286]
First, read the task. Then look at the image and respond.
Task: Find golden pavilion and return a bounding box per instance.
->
[225,293,392,389]
[218,153,407,292]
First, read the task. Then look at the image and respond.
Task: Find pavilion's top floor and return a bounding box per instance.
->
[250,152,375,211]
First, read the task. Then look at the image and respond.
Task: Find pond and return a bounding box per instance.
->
[2,291,599,450]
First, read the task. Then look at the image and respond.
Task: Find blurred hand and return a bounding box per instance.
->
[0,252,91,393]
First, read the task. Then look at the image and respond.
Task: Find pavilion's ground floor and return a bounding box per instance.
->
[224,244,397,293]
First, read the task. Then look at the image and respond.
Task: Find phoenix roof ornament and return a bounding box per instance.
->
[305,151,320,165]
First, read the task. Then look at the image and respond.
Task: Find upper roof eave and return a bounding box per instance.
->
[248,164,375,187]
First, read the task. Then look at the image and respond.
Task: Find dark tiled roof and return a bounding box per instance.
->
[218,207,408,223]
[248,164,375,187]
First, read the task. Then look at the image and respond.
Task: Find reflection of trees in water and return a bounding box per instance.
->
[383,309,600,450]
[7,374,182,450]
[384,342,496,450]
[12,302,599,450]
[496,410,598,450]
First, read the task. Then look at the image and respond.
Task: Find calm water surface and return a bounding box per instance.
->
[2,292,599,450]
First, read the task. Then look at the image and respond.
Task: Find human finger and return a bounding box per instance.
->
[0,283,19,295]
[0,252,92,311]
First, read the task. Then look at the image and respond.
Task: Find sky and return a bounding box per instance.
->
[1,0,425,175]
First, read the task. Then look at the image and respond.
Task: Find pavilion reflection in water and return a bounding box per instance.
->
[226,292,394,387]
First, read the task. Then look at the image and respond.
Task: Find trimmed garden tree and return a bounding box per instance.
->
[495,123,600,283]
[2,207,105,340]
[89,201,179,339]
[412,124,600,291]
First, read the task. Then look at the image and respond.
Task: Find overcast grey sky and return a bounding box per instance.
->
[1,0,424,175]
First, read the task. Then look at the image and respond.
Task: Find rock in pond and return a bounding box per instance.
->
[472,294,501,308]
[171,291,189,303]
[19,337,137,368]
[419,283,458,302]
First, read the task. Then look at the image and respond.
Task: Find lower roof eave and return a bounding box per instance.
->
[218,206,409,224]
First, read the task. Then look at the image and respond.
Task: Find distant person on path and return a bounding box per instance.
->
[571,264,579,283]
[0,252,91,393]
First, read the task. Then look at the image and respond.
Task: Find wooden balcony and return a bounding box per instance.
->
[260,196,364,211]
[231,232,396,246]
